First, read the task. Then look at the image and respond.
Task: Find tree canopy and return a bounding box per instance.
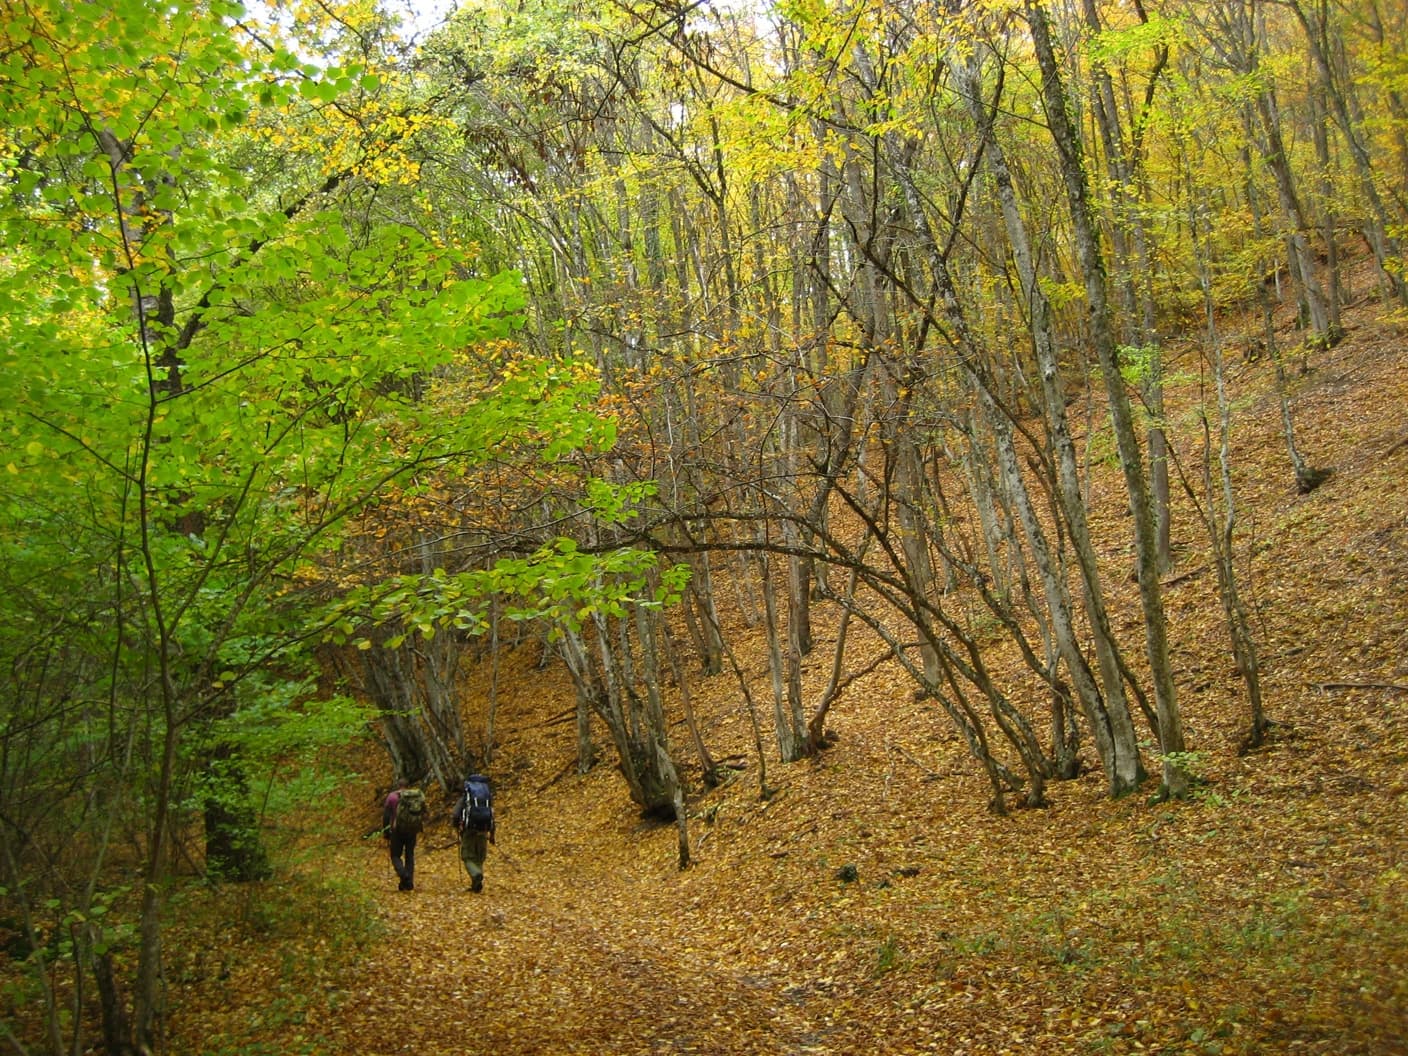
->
[2,0,1405,1050]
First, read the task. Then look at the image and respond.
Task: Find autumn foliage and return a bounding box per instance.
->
[146,283,1408,1055]
[3,0,1408,1053]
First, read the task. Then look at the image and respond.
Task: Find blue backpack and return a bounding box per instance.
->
[456,775,494,833]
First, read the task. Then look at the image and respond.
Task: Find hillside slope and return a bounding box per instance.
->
[175,291,1407,1056]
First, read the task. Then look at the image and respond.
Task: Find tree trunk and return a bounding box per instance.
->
[1240,137,1334,494]
[358,637,439,785]
[760,549,807,763]
[558,626,602,774]
[1207,346,1269,750]
[1252,86,1335,344]
[850,45,1140,796]
[1290,0,1408,308]
[635,602,686,829]
[660,619,719,784]
[1025,0,1188,797]
[1077,0,1173,572]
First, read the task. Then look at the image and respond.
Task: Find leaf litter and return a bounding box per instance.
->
[169,283,1408,1055]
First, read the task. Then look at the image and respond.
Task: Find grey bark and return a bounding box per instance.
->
[1288,0,1408,308]
[951,45,1146,795]
[1025,0,1188,797]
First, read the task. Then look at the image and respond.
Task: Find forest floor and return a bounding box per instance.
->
[167,277,1408,1056]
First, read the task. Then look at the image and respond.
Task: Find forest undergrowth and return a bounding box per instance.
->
[163,288,1406,1055]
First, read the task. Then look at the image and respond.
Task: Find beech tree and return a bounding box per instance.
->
[396,0,1403,813]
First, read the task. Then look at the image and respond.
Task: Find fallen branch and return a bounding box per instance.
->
[536,756,578,793]
[1311,681,1408,694]
[523,707,578,730]
[889,743,944,782]
[1163,563,1210,588]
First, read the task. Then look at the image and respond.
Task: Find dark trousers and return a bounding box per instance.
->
[389,831,417,888]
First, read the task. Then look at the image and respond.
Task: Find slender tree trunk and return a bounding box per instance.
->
[484,596,501,767]
[1025,0,1187,797]
[1290,0,1408,308]
[635,603,687,833]
[660,619,719,784]
[558,625,601,774]
[133,692,177,1051]
[1363,2,1408,215]
[1241,140,1334,493]
[1077,0,1173,572]
[1252,87,1335,343]
[759,548,806,762]
[1308,85,1344,334]
[952,45,1145,792]
[806,559,866,753]
[1192,212,1271,751]
[1207,349,1269,750]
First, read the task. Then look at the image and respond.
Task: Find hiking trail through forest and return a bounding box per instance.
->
[164,280,1407,1056]
[330,780,832,1056]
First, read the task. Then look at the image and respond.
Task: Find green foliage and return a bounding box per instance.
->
[332,543,690,648]
[1157,749,1210,779]
[0,0,599,781]
[0,0,656,1046]
[873,933,904,976]
[1117,343,1161,387]
[584,478,658,526]
[1039,277,1087,312]
[165,872,382,1056]
[1085,13,1184,67]
[192,675,374,853]
[1084,422,1123,470]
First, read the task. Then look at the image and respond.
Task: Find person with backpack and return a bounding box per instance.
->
[452,773,495,892]
[382,781,426,892]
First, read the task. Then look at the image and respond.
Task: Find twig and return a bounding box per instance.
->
[523,707,578,730]
[490,845,521,871]
[536,756,578,793]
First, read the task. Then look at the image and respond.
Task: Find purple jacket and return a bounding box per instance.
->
[382,789,401,835]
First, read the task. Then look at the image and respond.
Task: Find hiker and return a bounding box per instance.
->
[453,773,495,893]
[382,781,426,891]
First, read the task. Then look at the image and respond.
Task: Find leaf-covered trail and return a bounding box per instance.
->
[325,787,830,1056]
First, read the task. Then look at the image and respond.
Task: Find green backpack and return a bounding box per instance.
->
[394,787,426,837]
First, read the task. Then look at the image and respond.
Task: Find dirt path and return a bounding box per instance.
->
[325,798,835,1056]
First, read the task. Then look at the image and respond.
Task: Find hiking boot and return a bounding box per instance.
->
[471,875,483,893]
